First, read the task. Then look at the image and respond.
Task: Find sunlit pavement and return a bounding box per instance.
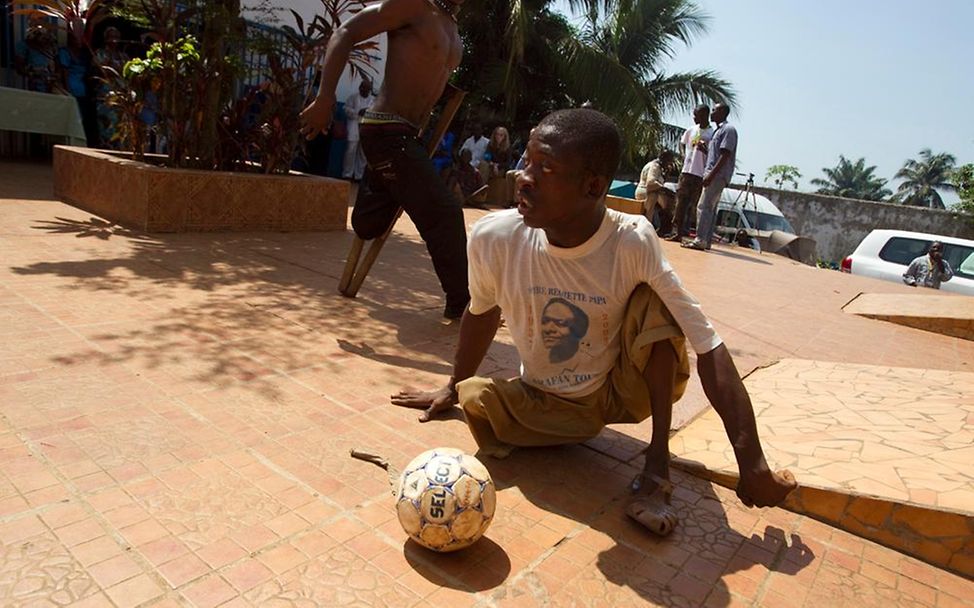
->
[1,161,971,607]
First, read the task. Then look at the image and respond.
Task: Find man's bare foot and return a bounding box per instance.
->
[737,465,798,508]
[626,461,678,537]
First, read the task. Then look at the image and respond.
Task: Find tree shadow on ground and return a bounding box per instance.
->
[483,430,814,607]
[11,215,501,399]
[32,216,139,240]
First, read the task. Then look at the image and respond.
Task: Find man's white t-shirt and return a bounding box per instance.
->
[460,136,489,166]
[468,208,722,398]
[680,125,714,177]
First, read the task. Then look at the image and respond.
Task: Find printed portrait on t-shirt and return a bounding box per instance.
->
[540,297,590,363]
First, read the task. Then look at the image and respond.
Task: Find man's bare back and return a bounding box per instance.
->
[299,0,463,138]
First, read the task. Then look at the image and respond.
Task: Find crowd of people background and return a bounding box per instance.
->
[13,9,740,252]
[12,16,147,150]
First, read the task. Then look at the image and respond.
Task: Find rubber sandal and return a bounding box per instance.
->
[626,472,678,537]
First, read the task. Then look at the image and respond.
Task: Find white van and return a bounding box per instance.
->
[841,229,974,296]
[712,190,796,247]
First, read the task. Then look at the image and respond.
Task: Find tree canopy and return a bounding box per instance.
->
[893,149,957,209]
[456,0,734,166]
[765,164,801,190]
[811,156,891,201]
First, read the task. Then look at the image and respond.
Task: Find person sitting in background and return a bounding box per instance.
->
[478,125,512,182]
[444,148,487,206]
[460,122,488,166]
[433,130,457,176]
[903,241,953,289]
[635,149,676,235]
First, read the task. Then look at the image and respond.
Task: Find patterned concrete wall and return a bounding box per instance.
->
[53,147,349,233]
[726,184,974,263]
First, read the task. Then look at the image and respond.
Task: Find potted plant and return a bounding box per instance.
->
[14,0,379,231]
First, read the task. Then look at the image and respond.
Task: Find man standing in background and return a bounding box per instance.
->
[669,105,713,241]
[342,79,374,181]
[903,241,953,289]
[684,103,737,251]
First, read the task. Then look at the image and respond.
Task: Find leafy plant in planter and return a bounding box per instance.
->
[104,0,378,174]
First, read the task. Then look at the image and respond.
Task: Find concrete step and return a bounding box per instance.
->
[670,358,974,579]
[844,292,974,341]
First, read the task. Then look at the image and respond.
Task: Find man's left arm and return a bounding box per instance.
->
[648,263,796,508]
[696,345,796,507]
[940,260,954,282]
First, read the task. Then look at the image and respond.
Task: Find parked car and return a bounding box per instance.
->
[840,229,974,296]
[712,189,796,248]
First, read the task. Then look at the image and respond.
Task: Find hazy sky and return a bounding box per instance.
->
[554,0,973,203]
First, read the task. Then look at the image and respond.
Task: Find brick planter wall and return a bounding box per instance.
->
[53,146,349,232]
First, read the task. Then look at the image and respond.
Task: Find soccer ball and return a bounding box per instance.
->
[395,447,496,552]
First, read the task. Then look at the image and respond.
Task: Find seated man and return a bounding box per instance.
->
[393,109,796,536]
[442,148,488,206]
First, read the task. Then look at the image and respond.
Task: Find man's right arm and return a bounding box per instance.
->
[903,259,920,285]
[391,306,502,421]
[300,0,419,138]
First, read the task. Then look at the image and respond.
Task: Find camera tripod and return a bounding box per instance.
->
[729,172,762,250]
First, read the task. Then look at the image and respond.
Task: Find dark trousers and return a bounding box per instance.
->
[352,123,470,310]
[74,96,99,148]
[673,173,703,237]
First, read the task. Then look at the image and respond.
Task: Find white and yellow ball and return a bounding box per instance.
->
[395,448,495,552]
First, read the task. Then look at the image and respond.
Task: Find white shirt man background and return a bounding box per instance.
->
[460,123,489,167]
[343,80,374,180]
[670,105,714,240]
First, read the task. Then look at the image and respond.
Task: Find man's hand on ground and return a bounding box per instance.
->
[391,386,457,422]
[737,464,797,508]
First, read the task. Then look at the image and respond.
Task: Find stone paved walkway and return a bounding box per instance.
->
[1,161,973,607]
[670,358,974,576]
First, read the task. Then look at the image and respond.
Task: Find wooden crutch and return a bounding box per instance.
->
[338,85,467,298]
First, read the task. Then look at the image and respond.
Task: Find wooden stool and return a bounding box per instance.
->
[338,86,466,297]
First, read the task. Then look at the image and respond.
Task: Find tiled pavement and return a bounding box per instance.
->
[1,161,973,607]
[670,358,974,576]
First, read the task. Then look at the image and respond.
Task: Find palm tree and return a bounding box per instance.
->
[457,0,574,128]
[560,0,735,160]
[811,156,891,201]
[893,149,957,209]
[457,0,733,162]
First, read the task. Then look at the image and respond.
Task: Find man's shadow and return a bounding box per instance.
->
[482,434,814,607]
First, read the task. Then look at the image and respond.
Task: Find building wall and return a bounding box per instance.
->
[726,184,974,263]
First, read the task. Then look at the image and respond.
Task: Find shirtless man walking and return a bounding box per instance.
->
[300,0,470,319]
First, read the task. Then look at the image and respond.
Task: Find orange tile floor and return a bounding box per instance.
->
[1,162,973,606]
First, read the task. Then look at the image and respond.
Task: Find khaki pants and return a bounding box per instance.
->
[457,284,690,456]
